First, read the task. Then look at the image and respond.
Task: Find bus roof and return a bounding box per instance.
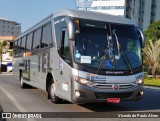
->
[54,9,134,25]
[16,9,134,40]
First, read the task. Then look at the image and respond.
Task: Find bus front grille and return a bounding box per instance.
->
[92,81,137,90]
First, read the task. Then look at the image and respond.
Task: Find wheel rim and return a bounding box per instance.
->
[50,83,56,101]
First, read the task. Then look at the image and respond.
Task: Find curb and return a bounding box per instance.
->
[144,86,160,90]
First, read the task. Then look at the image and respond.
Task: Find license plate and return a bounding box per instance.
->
[107,98,120,103]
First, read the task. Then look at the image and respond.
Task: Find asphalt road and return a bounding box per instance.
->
[0,75,160,121]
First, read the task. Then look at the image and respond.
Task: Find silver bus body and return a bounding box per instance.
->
[13,9,144,104]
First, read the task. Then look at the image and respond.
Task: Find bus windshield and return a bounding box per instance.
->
[74,21,142,71]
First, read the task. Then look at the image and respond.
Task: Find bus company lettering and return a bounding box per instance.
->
[106,71,124,75]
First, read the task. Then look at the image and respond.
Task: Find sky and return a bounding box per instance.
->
[0,0,75,32]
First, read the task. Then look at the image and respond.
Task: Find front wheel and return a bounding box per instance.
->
[20,75,27,88]
[49,82,62,104]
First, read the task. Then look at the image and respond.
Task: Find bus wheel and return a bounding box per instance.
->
[20,75,26,88]
[49,82,61,104]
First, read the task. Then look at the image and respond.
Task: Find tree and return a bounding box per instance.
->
[145,20,160,41]
[143,40,160,78]
[0,41,8,73]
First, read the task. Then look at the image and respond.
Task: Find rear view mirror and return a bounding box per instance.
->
[137,29,146,48]
[65,17,75,41]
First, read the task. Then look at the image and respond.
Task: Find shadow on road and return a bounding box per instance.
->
[78,88,160,112]
[0,105,7,121]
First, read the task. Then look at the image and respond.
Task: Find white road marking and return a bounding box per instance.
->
[144,86,160,90]
[0,87,37,121]
[0,73,13,76]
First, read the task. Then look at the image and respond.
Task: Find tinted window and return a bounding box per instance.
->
[41,23,52,48]
[14,41,18,47]
[32,31,36,49]
[17,39,21,53]
[74,20,142,71]
[61,30,70,63]
[33,28,42,50]
[54,16,67,52]
[14,40,18,54]
[26,33,33,51]
[21,36,26,52]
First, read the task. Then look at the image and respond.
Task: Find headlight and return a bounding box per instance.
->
[136,79,143,85]
[71,74,93,86]
[79,78,90,85]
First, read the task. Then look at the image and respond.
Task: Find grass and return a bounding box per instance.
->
[144,78,160,87]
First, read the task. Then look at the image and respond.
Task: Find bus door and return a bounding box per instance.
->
[59,28,72,101]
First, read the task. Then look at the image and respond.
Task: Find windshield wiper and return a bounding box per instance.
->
[95,34,110,74]
[113,32,133,74]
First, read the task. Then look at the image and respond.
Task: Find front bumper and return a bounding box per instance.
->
[71,81,143,104]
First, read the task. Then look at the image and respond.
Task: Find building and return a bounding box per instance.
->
[125,0,160,30]
[0,18,21,36]
[76,0,126,16]
[0,18,21,72]
[76,0,160,30]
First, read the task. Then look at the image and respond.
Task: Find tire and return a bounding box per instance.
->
[20,75,27,88]
[49,82,62,104]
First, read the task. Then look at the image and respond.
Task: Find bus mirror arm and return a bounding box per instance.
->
[65,17,75,41]
[137,28,146,48]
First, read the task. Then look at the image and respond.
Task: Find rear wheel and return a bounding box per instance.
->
[49,82,62,104]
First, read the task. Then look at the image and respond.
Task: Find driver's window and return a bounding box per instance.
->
[61,29,70,64]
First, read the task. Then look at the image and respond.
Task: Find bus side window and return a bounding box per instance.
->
[33,28,42,50]
[41,22,53,48]
[60,29,70,64]
[13,41,18,55]
[17,38,22,53]
[21,36,27,53]
[26,33,33,51]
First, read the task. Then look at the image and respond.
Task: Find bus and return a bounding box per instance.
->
[13,9,145,104]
